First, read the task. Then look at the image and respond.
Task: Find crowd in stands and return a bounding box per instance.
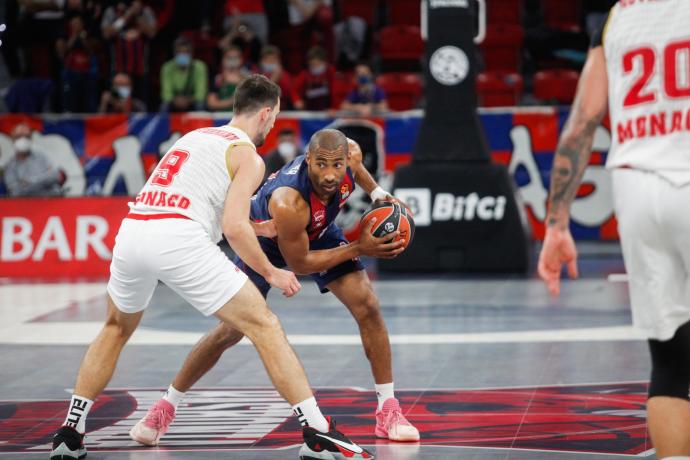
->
[0,0,617,115]
[1,0,406,114]
[0,1,620,198]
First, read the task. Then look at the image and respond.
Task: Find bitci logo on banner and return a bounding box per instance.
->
[394,188,506,226]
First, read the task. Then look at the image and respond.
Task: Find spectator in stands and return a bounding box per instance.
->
[288,0,334,60]
[207,45,249,111]
[160,36,208,112]
[56,15,99,113]
[263,127,301,181]
[219,18,263,66]
[101,0,157,109]
[98,72,146,113]
[341,62,387,116]
[15,0,66,79]
[259,45,294,110]
[64,0,104,39]
[3,123,63,197]
[292,46,335,110]
[223,0,269,44]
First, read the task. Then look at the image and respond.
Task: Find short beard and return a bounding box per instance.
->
[252,132,265,147]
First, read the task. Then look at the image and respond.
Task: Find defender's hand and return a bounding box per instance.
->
[266,268,301,297]
[538,227,579,296]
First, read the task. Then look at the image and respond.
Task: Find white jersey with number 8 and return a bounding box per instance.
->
[129,125,256,243]
[604,0,690,185]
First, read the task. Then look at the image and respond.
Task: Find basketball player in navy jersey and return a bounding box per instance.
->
[131,129,420,458]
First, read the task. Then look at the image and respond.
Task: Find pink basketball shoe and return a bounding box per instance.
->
[374,398,420,442]
[129,399,175,446]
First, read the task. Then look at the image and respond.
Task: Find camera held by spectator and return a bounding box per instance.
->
[99,73,146,113]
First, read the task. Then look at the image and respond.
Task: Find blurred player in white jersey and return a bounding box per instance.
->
[539,1,690,457]
[49,75,373,460]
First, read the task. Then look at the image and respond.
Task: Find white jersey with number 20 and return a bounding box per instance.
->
[129,125,256,243]
[604,0,690,185]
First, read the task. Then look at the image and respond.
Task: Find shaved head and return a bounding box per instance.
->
[305,129,349,200]
[308,129,347,157]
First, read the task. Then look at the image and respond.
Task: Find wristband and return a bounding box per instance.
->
[370,186,389,202]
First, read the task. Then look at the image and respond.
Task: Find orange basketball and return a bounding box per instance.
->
[360,201,415,250]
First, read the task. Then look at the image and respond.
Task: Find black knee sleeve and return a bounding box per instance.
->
[648,320,690,400]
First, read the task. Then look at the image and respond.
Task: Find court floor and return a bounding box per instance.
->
[0,243,657,459]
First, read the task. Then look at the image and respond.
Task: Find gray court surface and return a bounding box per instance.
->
[0,243,657,459]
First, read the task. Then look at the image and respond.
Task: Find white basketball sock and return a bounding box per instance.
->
[163,385,185,409]
[292,397,330,433]
[63,395,94,434]
[375,382,395,411]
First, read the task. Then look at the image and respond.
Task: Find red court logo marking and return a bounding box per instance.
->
[0,383,650,455]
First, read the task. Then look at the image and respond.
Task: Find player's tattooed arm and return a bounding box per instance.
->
[547,119,600,229]
[546,46,608,230]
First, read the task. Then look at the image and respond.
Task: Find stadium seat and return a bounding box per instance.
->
[541,0,582,31]
[338,0,378,26]
[480,25,524,72]
[332,72,355,108]
[476,71,524,107]
[533,69,580,104]
[181,30,218,74]
[384,0,421,26]
[378,25,424,71]
[376,72,423,111]
[488,0,522,25]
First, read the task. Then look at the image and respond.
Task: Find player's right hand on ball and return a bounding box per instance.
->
[358,218,405,259]
[266,268,301,297]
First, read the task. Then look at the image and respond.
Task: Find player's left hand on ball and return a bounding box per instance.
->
[384,195,412,215]
[538,227,579,297]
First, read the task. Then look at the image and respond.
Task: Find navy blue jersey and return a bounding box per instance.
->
[250,155,355,242]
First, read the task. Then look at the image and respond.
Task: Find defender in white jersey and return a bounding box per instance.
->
[538,1,690,458]
[50,75,373,460]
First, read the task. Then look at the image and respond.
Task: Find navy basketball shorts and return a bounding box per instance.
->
[234,224,365,298]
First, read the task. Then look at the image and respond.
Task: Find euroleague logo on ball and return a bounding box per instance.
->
[384,222,395,233]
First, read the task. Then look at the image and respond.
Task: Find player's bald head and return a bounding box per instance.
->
[308,129,347,159]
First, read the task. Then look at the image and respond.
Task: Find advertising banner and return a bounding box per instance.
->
[0,110,617,241]
[0,197,130,278]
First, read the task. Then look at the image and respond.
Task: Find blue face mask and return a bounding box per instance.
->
[310,64,326,75]
[175,53,191,67]
[357,75,371,85]
[115,86,131,99]
[262,63,277,73]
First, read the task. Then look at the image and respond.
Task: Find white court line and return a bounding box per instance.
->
[0,324,646,345]
[608,273,629,283]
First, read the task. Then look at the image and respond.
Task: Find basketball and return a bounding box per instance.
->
[360,200,415,250]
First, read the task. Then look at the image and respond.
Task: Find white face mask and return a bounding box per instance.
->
[14,137,31,153]
[115,86,131,99]
[277,141,297,160]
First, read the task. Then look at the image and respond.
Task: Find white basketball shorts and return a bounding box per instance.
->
[612,168,690,340]
[107,214,248,316]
